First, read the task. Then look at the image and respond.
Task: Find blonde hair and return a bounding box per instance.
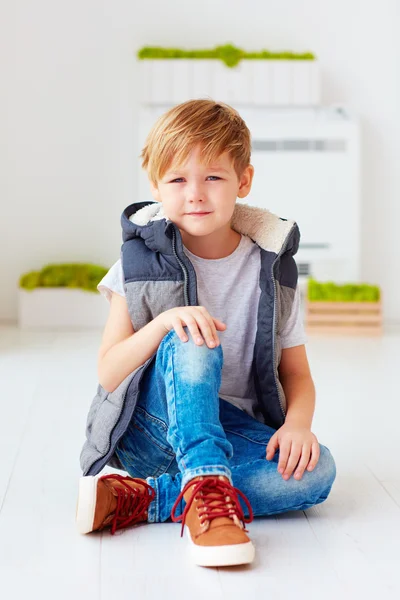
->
[140,99,251,185]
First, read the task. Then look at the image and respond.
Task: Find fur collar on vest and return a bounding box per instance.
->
[128,201,299,256]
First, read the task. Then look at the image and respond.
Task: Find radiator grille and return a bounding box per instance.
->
[297,263,311,276]
[252,139,347,152]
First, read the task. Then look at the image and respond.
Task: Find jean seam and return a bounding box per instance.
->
[135,405,168,431]
[146,476,159,523]
[154,477,159,522]
[230,458,274,471]
[184,464,232,469]
[167,336,185,451]
[263,497,329,516]
[163,329,177,343]
[223,428,270,446]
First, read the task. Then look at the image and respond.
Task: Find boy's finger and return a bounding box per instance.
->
[294,447,311,479]
[277,443,290,474]
[282,446,301,479]
[307,441,320,470]
[266,435,279,460]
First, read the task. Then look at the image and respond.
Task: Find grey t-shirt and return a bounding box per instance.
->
[98,234,307,419]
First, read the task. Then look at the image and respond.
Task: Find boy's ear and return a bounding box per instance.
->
[237,164,255,199]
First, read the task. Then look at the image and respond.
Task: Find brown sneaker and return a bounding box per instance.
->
[76,473,155,535]
[170,475,255,567]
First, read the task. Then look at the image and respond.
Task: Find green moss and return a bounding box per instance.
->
[19,263,109,293]
[137,44,316,68]
[307,278,381,302]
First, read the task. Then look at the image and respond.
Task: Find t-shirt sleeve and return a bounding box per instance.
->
[97,259,126,303]
[280,284,308,348]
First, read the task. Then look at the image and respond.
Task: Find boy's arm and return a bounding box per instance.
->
[98,292,167,393]
[278,345,316,429]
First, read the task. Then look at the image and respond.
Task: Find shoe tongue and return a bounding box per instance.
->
[105,478,148,512]
[184,481,240,530]
[202,492,238,529]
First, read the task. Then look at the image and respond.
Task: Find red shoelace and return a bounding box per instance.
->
[100,474,156,535]
[170,476,254,538]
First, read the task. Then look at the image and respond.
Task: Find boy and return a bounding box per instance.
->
[76,99,336,568]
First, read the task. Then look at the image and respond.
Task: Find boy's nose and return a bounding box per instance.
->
[185,181,206,202]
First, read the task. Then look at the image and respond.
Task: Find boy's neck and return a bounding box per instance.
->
[180,226,242,260]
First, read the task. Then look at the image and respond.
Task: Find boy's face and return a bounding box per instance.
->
[149,145,254,241]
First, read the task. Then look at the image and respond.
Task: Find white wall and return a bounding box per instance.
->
[1,0,399,323]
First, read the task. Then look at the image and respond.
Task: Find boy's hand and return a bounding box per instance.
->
[157,306,226,348]
[265,423,320,481]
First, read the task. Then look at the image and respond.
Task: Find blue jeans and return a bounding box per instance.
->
[114,328,337,523]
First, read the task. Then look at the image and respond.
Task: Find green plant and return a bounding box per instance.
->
[19,263,109,293]
[137,43,315,68]
[307,278,381,302]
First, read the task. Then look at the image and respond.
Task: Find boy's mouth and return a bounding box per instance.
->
[186,212,212,216]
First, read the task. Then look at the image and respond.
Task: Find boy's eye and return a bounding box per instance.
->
[170,176,221,183]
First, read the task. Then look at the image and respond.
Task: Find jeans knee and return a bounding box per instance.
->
[316,444,337,489]
[160,327,223,383]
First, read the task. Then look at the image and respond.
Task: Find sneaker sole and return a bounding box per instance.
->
[186,527,255,567]
[76,476,98,534]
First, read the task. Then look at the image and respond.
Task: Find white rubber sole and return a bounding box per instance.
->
[186,526,255,567]
[76,476,98,534]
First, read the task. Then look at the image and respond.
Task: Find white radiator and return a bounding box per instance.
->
[137,106,361,286]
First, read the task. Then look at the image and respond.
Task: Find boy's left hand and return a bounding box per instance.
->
[266,422,320,481]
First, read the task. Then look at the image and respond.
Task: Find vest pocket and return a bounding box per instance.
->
[125,280,186,330]
[87,370,140,455]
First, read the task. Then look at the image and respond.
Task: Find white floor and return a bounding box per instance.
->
[0,323,400,600]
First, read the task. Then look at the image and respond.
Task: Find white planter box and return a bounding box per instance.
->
[18,288,109,330]
[139,59,320,106]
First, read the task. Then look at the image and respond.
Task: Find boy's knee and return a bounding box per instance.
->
[161,327,223,382]
[315,444,337,487]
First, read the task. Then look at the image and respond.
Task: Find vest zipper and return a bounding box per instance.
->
[271,224,297,421]
[171,226,190,306]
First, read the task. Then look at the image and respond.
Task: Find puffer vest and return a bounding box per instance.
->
[80,201,300,476]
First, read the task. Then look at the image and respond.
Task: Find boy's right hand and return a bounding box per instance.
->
[157,306,226,348]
